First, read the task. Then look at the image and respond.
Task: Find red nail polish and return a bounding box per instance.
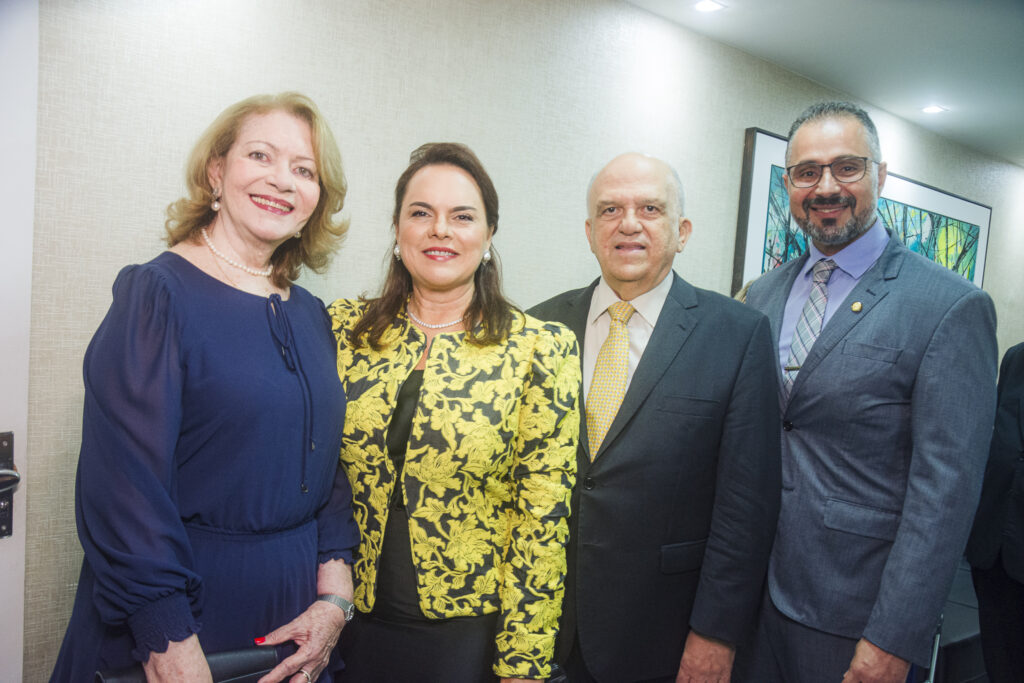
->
[254,637,266,645]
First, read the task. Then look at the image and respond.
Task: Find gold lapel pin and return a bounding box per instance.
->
[851,301,863,313]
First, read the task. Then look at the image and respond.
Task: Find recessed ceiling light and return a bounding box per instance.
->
[695,0,726,12]
[922,105,948,114]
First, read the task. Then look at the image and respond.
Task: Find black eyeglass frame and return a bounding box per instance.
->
[785,156,879,188]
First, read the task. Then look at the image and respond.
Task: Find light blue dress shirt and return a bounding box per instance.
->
[778,219,889,369]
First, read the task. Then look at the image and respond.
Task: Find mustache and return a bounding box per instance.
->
[805,195,856,210]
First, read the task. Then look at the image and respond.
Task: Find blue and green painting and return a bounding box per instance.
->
[761,165,980,281]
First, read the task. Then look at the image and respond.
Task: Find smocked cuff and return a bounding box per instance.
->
[317,549,354,565]
[127,592,201,662]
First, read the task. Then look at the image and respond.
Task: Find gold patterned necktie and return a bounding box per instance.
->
[587,301,635,457]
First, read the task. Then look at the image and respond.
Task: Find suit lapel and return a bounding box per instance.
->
[565,282,598,461]
[788,237,904,399]
[594,274,698,459]
[1016,397,1024,447]
[764,256,805,352]
[761,257,805,398]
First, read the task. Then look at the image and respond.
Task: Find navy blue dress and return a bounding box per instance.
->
[51,252,357,681]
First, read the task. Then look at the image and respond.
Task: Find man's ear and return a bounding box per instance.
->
[677,217,693,253]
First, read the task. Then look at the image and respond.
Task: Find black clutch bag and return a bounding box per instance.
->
[95,646,280,683]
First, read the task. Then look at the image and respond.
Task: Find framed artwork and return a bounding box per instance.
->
[731,127,992,295]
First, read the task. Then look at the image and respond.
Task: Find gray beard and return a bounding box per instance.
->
[793,196,876,247]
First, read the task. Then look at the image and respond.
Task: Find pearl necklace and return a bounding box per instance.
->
[407,308,463,329]
[201,228,273,277]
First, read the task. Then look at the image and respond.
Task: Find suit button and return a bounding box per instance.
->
[783,421,794,431]
[583,476,596,490]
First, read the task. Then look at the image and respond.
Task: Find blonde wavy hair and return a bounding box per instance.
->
[165,92,349,286]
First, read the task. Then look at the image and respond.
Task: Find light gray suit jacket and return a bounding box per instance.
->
[746,234,998,666]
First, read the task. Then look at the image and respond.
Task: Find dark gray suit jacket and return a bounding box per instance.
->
[530,273,780,682]
[967,342,1024,582]
[746,235,998,666]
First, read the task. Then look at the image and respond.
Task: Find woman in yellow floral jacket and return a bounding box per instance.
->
[330,143,580,682]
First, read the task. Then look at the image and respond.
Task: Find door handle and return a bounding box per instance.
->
[1,432,16,538]
[0,468,18,493]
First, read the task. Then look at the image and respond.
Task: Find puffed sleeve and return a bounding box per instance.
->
[495,322,581,679]
[313,296,358,565]
[315,464,358,565]
[75,264,202,661]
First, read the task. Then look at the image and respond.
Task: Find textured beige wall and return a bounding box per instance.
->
[26,0,1024,679]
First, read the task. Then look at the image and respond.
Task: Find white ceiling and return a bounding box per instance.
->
[626,0,1024,168]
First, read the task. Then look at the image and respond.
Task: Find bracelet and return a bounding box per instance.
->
[317,593,355,622]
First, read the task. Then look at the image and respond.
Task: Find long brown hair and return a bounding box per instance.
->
[350,142,516,349]
[165,92,349,287]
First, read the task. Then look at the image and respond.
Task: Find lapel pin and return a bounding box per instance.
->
[851,301,863,313]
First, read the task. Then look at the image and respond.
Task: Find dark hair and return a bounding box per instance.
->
[165,92,349,287]
[350,142,517,349]
[786,101,881,165]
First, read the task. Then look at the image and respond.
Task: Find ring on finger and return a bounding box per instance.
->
[299,669,312,683]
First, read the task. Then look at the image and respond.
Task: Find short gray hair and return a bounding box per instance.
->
[785,101,881,165]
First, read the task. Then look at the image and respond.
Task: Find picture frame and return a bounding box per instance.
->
[731,127,992,295]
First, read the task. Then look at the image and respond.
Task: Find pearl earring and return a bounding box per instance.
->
[211,188,221,212]
[482,250,492,264]
[294,231,302,239]
[393,245,401,261]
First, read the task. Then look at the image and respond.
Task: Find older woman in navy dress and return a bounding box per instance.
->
[51,93,358,683]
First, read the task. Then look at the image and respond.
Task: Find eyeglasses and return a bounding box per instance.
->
[785,157,877,188]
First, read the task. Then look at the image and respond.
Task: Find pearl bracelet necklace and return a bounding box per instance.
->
[202,228,273,277]
[407,309,463,329]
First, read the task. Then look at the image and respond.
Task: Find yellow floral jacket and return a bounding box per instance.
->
[329,300,580,679]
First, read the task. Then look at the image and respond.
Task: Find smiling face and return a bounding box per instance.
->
[207,110,320,250]
[785,115,887,255]
[585,153,691,301]
[395,163,493,296]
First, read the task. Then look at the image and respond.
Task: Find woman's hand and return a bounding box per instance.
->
[256,559,353,683]
[142,633,213,683]
[255,601,348,683]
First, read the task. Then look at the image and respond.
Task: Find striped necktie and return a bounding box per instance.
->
[784,258,838,396]
[587,301,635,456]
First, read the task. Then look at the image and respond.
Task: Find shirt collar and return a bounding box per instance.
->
[589,270,674,328]
[802,218,888,280]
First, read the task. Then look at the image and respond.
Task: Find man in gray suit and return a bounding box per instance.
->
[738,102,998,682]
[530,153,780,682]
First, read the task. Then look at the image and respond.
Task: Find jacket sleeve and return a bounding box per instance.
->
[76,264,202,661]
[863,288,998,664]
[689,313,782,645]
[966,343,1024,569]
[494,325,581,679]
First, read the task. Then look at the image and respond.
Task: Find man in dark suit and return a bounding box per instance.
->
[529,152,780,682]
[967,342,1024,683]
[738,102,998,683]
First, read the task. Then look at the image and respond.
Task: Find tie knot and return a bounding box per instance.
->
[608,301,635,325]
[812,259,838,284]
